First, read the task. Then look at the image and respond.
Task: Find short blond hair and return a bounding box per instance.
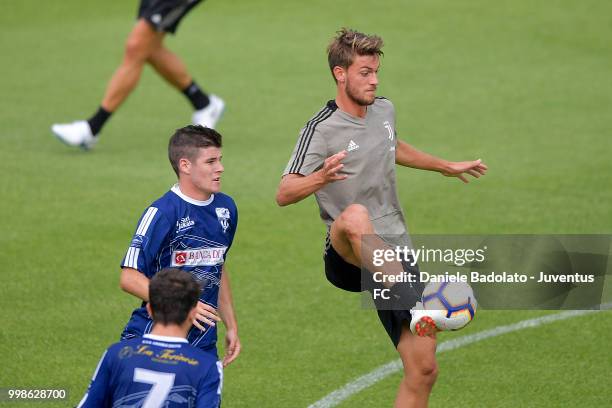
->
[327,28,384,82]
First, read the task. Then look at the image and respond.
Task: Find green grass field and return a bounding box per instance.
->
[1,0,611,406]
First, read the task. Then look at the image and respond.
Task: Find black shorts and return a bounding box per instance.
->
[138,0,203,34]
[324,241,414,348]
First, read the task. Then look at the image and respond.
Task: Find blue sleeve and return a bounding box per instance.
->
[78,350,112,408]
[196,361,222,408]
[229,201,238,248]
[221,199,238,257]
[121,206,171,277]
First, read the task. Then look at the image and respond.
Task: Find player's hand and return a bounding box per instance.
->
[222,329,241,367]
[193,301,221,331]
[442,159,488,183]
[320,151,349,184]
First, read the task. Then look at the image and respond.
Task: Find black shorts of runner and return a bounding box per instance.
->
[138,0,203,34]
[324,242,418,348]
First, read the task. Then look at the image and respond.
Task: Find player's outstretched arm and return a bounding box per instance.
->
[218,266,240,367]
[395,140,487,183]
[276,151,348,206]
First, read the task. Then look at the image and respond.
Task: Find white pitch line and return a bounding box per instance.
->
[308,304,612,408]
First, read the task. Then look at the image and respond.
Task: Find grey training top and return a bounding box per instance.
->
[283,98,408,237]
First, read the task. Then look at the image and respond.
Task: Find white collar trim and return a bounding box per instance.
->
[171,184,214,206]
[143,333,189,343]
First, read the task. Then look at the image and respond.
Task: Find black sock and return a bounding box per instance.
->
[87,107,112,136]
[182,81,210,110]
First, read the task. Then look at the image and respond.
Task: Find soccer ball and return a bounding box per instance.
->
[422,281,477,330]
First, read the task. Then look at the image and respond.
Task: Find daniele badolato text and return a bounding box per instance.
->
[372,270,595,284]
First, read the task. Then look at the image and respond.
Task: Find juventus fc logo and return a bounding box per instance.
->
[383,121,394,140]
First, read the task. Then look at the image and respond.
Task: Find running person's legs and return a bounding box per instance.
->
[101,19,165,112]
[52,0,223,148]
[99,15,223,129]
[139,0,200,91]
[147,45,192,90]
[104,0,204,111]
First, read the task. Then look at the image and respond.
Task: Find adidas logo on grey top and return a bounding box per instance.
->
[347,140,359,152]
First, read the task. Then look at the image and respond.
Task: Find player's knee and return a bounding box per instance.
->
[344,204,369,218]
[402,359,438,390]
[414,361,438,387]
[146,46,163,63]
[422,361,438,385]
[338,204,370,237]
[124,37,150,62]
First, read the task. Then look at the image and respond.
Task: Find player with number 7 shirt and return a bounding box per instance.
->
[78,269,223,407]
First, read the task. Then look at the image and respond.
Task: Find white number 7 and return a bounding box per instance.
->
[133,368,176,408]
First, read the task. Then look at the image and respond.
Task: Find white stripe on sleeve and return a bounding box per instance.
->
[130,248,140,269]
[76,393,88,408]
[136,207,158,236]
[216,361,223,395]
[77,350,108,408]
[91,350,107,380]
[123,247,134,267]
[123,247,140,269]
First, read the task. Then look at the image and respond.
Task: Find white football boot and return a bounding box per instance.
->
[192,94,225,129]
[410,302,448,338]
[51,120,97,150]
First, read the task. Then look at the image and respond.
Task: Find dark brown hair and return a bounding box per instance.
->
[168,125,222,176]
[148,268,201,326]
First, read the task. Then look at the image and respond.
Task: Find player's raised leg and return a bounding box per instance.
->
[330,203,414,291]
[330,204,408,278]
[331,204,443,336]
[395,324,438,408]
[147,46,225,128]
[329,204,376,267]
[51,19,163,149]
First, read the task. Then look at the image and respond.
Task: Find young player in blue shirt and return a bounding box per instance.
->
[78,268,223,407]
[119,125,240,367]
